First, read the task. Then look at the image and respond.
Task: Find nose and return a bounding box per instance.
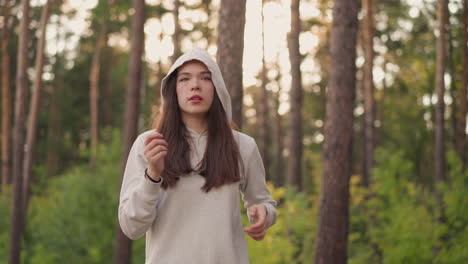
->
[190,79,200,91]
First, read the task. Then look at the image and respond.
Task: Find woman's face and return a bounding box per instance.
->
[176,60,215,120]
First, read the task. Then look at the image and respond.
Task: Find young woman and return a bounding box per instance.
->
[118,48,277,264]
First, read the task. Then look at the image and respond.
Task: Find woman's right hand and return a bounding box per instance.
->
[143,131,168,180]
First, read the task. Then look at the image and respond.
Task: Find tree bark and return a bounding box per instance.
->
[103,49,113,128]
[9,0,30,263]
[89,24,108,166]
[314,0,359,262]
[272,62,284,186]
[1,0,12,194]
[22,0,50,210]
[258,0,270,178]
[46,19,63,178]
[434,0,447,223]
[362,0,375,187]
[286,0,303,189]
[216,0,246,128]
[458,0,467,170]
[113,0,145,263]
[171,0,181,63]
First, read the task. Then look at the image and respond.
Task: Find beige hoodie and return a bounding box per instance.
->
[118,48,277,264]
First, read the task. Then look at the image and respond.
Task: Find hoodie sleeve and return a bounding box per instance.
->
[118,133,162,240]
[240,138,277,229]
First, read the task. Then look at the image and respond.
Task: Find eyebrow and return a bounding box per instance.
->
[178,71,211,77]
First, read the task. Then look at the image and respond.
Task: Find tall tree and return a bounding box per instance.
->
[46,18,63,178]
[216,0,246,128]
[9,0,30,263]
[89,22,108,166]
[1,0,12,193]
[272,60,284,186]
[362,1,383,261]
[286,0,303,189]
[458,0,468,169]
[113,0,146,263]
[362,0,375,186]
[314,0,359,262]
[434,0,448,226]
[22,0,51,209]
[258,0,270,177]
[171,0,181,63]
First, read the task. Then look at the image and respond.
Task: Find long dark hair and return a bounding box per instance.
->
[152,72,242,192]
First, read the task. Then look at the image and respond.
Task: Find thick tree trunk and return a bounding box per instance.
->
[9,0,30,263]
[286,0,303,189]
[171,0,181,63]
[216,0,246,128]
[314,0,359,262]
[458,0,468,170]
[434,0,447,224]
[22,0,50,210]
[89,24,108,166]
[114,0,145,263]
[258,0,270,178]
[1,0,11,193]
[362,0,375,187]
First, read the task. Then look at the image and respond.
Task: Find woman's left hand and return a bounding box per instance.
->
[243,204,268,241]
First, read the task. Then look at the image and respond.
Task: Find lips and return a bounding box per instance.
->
[189,95,203,101]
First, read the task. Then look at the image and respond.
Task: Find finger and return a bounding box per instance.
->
[148,145,168,158]
[248,207,258,219]
[251,231,266,241]
[144,132,164,146]
[246,230,266,241]
[246,212,267,231]
[144,139,168,154]
[244,221,266,233]
[245,227,265,236]
[149,150,167,164]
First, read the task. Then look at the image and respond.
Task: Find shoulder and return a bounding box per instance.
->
[232,130,257,157]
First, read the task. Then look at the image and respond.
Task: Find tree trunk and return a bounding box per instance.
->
[362,0,375,187]
[22,0,50,210]
[113,0,145,263]
[46,22,62,178]
[9,0,30,263]
[1,0,12,194]
[314,0,359,262]
[201,0,214,48]
[258,0,270,178]
[216,0,246,128]
[434,0,447,225]
[458,0,467,170]
[89,24,108,166]
[171,0,181,63]
[362,1,383,261]
[286,0,303,189]
[103,48,113,128]
[272,62,284,186]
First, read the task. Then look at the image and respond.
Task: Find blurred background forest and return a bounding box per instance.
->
[1,0,467,263]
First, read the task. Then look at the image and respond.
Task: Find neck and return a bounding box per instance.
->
[182,114,208,135]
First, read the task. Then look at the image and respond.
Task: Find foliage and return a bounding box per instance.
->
[21,130,125,263]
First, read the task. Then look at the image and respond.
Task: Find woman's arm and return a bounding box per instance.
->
[118,133,162,240]
[241,138,277,230]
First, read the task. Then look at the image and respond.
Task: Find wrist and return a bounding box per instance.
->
[145,168,162,183]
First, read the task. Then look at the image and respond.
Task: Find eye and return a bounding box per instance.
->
[178,77,189,82]
[202,77,212,81]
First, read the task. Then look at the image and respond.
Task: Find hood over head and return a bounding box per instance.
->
[160,48,232,120]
